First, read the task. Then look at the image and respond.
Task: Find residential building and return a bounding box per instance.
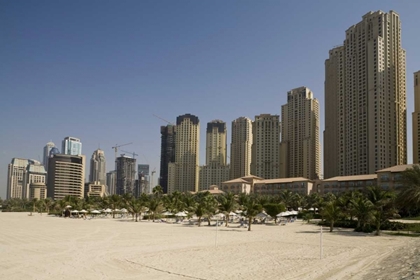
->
[26,161,47,198]
[168,114,199,193]
[230,117,253,179]
[221,175,263,194]
[84,182,107,198]
[116,155,136,195]
[47,154,85,200]
[251,114,281,179]
[106,170,117,195]
[199,120,230,190]
[62,136,82,155]
[413,71,420,163]
[320,174,378,195]
[159,125,176,193]
[376,164,418,190]
[280,86,320,180]
[254,177,314,195]
[138,164,150,194]
[89,149,106,185]
[7,158,29,199]
[324,10,407,178]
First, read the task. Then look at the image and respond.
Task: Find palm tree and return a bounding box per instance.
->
[280,190,294,209]
[125,198,146,222]
[366,186,396,235]
[106,194,121,218]
[321,201,341,232]
[148,197,163,222]
[242,195,263,231]
[43,198,53,214]
[264,203,286,224]
[152,185,163,197]
[350,196,374,231]
[218,192,237,227]
[398,165,420,212]
[30,198,38,215]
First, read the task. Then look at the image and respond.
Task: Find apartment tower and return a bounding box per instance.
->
[89,149,106,185]
[251,114,281,179]
[62,136,82,155]
[43,142,55,171]
[116,155,136,195]
[324,10,406,178]
[199,120,229,190]
[159,125,176,193]
[280,87,320,180]
[47,154,85,200]
[230,117,253,179]
[168,114,199,193]
[413,71,420,163]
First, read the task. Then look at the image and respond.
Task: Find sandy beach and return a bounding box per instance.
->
[0,213,418,280]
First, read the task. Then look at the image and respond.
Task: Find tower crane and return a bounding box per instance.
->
[120,150,138,159]
[112,143,132,162]
[153,114,175,125]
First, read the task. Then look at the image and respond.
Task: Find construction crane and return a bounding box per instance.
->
[112,143,132,162]
[120,150,138,159]
[153,114,175,125]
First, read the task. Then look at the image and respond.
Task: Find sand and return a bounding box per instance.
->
[0,213,418,280]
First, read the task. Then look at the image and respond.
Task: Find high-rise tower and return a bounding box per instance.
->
[89,149,106,185]
[159,125,176,194]
[251,114,281,179]
[280,87,320,179]
[230,117,253,179]
[116,155,136,195]
[199,120,229,190]
[47,154,85,200]
[324,10,406,177]
[413,71,420,163]
[62,137,82,155]
[168,114,199,193]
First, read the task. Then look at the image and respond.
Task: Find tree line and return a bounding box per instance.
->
[2,166,420,233]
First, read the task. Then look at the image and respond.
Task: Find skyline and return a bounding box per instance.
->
[1,1,420,198]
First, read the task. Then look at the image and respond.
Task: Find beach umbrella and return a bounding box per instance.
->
[65,205,72,209]
[175,212,187,217]
[277,211,292,217]
[121,208,128,213]
[91,210,101,214]
[290,210,299,215]
[213,213,225,219]
[71,210,79,214]
[80,210,88,213]
[256,212,269,219]
[162,211,173,216]
[228,212,237,216]
[105,209,112,213]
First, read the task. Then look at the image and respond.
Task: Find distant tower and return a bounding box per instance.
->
[62,137,82,155]
[251,114,281,179]
[413,71,420,163]
[230,117,253,179]
[89,149,106,185]
[159,125,176,194]
[106,170,117,195]
[199,120,229,190]
[280,86,320,179]
[138,164,150,194]
[168,114,199,194]
[43,142,55,170]
[116,155,136,195]
[7,158,29,199]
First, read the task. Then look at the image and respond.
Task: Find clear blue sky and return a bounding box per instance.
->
[1,0,419,198]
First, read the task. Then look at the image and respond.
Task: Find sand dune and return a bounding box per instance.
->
[0,213,417,280]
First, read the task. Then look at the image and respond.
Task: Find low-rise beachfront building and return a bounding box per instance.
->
[320,174,377,195]
[221,175,263,194]
[254,177,313,195]
[376,164,419,190]
[85,182,107,198]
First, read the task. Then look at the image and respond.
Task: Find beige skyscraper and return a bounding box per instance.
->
[230,117,253,179]
[413,71,420,163]
[168,114,200,193]
[251,114,281,179]
[280,87,320,179]
[324,10,407,178]
[199,120,229,190]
